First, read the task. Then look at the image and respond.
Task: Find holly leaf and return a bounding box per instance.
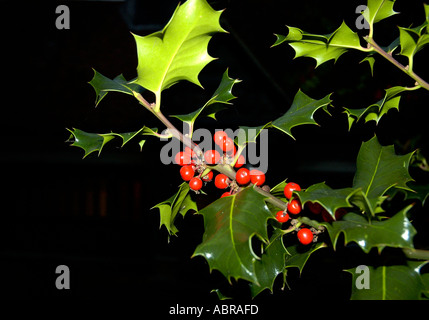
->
[152,182,197,237]
[344,86,418,128]
[250,228,289,297]
[268,90,332,139]
[192,187,273,284]
[130,0,226,100]
[346,260,429,300]
[171,69,240,129]
[296,182,356,221]
[323,205,416,253]
[362,0,398,32]
[284,242,326,275]
[273,21,364,67]
[67,126,160,157]
[67,128,115,158]
[88,70,143,106]
[352,136,414,214]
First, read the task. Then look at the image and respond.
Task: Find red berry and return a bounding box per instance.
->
[297,228,313,245]
[307,202,322,214]
[287,199,302,215]
[175,151,191,166]
[221,191,231,198]
[214,174,229,189]
[180,165,194,181]
[335,208,348,220]
[234,155,245,168]
[214,131,228,146]
[220,137,235,153]
[189,177,203,191]
[204,149,221,165]
[226,144,237,156]
[284,182,301,199]
[184,146,197,159]
[235,168,250,185]
[249,169,265,186]
[201,170,213,182]
[276,211,289,223]
[321,210,334,222]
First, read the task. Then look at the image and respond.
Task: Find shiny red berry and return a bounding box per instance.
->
[189,177,203,191]
[220,137,235,153]
[276,211,289,223]
[175,151,191,166]
[214,131,228,146]
[284,182,301,199]
[307,202,322,214]
[297,228,313,245]
[180,165,194,181]
[249,169,265,186]
[201,170,213,182]
[204,149,221,165]
[287,199,302,215]
[215,174,229,189]
[221,191,231,198]
[235,168,250,185]
[234,155,245,168]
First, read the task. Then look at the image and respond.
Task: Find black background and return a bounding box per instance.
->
[0,0,428,302]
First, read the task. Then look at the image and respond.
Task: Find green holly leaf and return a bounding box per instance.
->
[88,70,143,106]
[171,69,240,131]
[250,228,289,297]
[192,187,273,284]
[152,182,197,237]
[67,127,160,157]
[273,21,364,67]
[352,136,414,215]
[344,86,418,128]
[67,128,115,158]
[130,0,226,105]
[346,260,429,300]
[284,242,326,275]
[323,205,416,253]
[362,0,398,34]
[398,26,429,71]
[296,182,356,221]
[268,90,332,139]
[234,124,270,148]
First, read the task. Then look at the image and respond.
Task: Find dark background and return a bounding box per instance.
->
[0,0,428,302]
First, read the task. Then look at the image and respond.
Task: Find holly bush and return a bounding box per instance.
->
[67,0,429,299]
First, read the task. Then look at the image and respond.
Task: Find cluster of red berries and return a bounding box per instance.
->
[174,131,266,197]
[275,182,347,245]
[274,182,315,245]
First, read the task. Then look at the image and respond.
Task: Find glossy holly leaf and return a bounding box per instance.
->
[88,70,143,106]
[171,69,240,130]
[192,187,273,284]
[152,182,197,237]
[130,0,226,101]
[398,26,429,71]
[387,181,429,206]
[284,242,326,275]
[352,136,414,214]
[250,228,289,297]
[268,90,332,139]
[346,260,429,300]
[344,86,418,128]
[323,205,416,253]
[67,126,160,157]
[273,21,364,67]
[362,0,398,33]
[234,124,270,148]
[296,182,356,221]
[67,128,115,158]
